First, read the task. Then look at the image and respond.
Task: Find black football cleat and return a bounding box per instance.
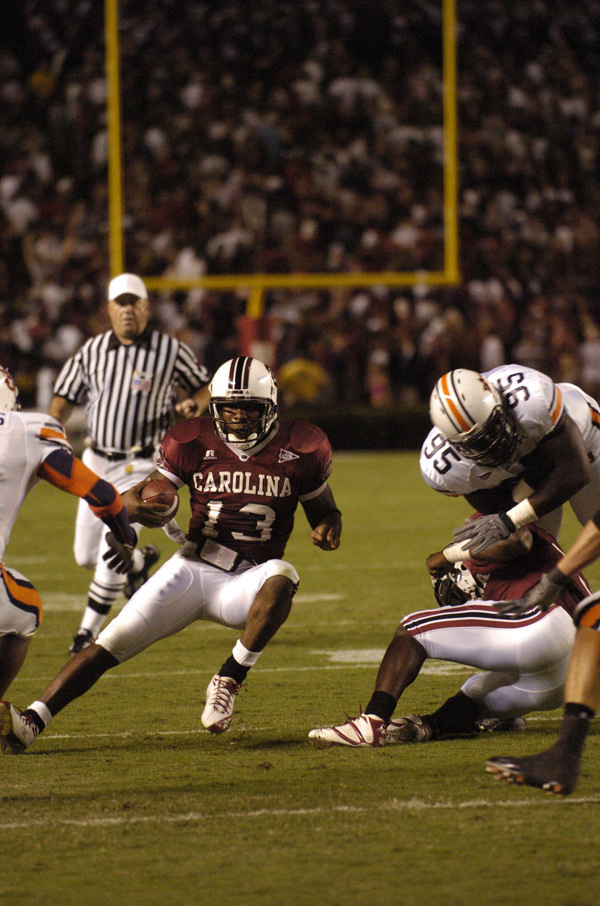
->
[69,628,96,658]
[485,748,580,796]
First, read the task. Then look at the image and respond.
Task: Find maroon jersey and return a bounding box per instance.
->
[466,523,590,617]
[157,416,332,562]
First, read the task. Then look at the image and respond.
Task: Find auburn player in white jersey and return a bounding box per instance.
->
[0,357,342,753]
[0,367,136,706]
[420,365,600,560]
[308,515,590,748]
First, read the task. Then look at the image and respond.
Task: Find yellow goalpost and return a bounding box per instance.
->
[104,0,459,320]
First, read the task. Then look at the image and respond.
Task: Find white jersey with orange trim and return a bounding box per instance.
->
[0,410,71,561]
[420,365,600,501]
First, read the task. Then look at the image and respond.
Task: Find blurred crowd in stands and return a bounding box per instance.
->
[2,0,600,411]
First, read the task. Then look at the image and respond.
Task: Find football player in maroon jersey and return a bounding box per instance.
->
[308,516,589,749]
[0,358,342,753]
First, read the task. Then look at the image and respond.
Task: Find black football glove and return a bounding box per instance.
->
[495,568,569,617]
[452,512,516,555]
[103,530,138,574]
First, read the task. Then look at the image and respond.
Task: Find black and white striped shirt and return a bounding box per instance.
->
[53,329,210,454]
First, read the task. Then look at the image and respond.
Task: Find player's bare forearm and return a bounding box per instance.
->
[557,517,600,577]
[303,486,342,550]
[427,526,533,576]
[48,395,75,424]
[524,416,591,518]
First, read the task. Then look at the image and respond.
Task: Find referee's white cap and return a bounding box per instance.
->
[108,273,148,301]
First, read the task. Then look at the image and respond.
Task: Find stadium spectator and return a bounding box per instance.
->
[2,1,600,406]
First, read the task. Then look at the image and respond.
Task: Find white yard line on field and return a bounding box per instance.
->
[40,592,346,611]
[3,795,600,831]
[20,660,470,683]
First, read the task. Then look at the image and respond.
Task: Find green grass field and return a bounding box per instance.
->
[2,451,600,906]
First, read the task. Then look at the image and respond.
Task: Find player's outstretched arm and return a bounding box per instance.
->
[37,448,135,546]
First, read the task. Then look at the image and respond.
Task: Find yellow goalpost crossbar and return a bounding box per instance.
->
[104,0,459,315]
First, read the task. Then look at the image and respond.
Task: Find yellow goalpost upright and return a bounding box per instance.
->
[104,0,460,324]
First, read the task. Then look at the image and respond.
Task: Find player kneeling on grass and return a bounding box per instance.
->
[0,357,342,753]
[309,515,588,748]
[0,367,136,710]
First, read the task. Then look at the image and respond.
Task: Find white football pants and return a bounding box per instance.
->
[402,601,576,718]
[97,552,300,662]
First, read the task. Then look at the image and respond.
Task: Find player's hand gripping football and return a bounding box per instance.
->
[495,569,569,617]
[103,530,138,574]
[121,482,173,528]
[451,512,516,555]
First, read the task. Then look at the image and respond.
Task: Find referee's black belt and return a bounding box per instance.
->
[91,444,155,462]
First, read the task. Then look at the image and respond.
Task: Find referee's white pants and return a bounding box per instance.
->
[402,602,576,719]
[74,447,155,581]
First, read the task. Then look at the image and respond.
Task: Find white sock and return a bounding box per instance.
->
[28,701,53,729]
[80,606,107,636]
[232,639,261,667]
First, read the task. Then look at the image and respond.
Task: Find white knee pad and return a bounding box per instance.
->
[260,559,300,589]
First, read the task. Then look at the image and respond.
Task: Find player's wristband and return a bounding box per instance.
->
[442,540,473,563]
[505,498,537,529]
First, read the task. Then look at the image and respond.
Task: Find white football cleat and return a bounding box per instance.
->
[308,713,387,747]
[386,714,433,743]
[201,674,242,734]
[0,702,40,754]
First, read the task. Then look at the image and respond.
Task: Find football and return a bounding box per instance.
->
[140,477,179,518]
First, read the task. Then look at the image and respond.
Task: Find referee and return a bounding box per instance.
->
[49,273,211,655]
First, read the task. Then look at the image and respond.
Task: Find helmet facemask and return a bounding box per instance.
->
[0,367,20,411]
[208,357,278,451]
[209,398,277,450]
[432,562,489,607]
[450,390,518,466]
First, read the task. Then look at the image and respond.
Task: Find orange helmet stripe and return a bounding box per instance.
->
[440,373,472,432]
[550,386,563,425]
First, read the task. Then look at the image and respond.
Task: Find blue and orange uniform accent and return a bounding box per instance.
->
[38,449,135,545]
[0,564,42,628]
[575,591,600,630]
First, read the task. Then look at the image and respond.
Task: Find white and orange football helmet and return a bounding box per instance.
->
[0,366,20,411]
[430,369,517,466]
[209,356,278,450]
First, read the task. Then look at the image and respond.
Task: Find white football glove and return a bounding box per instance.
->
[452,512,516,555]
